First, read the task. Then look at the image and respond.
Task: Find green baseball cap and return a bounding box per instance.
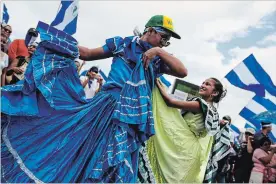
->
[145,15,181,39]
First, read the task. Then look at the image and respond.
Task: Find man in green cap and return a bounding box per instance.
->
[76,15,187,182]
[145,15,181,39]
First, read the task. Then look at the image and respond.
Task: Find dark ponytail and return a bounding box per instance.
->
[210,78,227,103]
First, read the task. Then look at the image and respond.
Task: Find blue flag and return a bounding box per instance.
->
[240,95,276,142]
[2,4,9,24]
[225,54,276,97]
[230,124,241,137]
[50,0,79,35]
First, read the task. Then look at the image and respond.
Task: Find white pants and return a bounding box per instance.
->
[249,171,263,183]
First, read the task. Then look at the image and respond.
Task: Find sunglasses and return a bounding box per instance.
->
[3,27,12,34]
[153,29,171,47]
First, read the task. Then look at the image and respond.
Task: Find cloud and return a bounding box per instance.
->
[201,1,276,42]
[257,32,276,45]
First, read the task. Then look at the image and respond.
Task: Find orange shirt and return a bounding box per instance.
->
[8,39,29,61]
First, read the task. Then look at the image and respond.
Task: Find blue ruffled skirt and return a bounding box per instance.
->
[1,22,153,183]
[2,88,141,183]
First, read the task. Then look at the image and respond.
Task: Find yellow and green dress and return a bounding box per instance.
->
[138,87,220,183]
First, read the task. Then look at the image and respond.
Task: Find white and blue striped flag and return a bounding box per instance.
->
[230,124,241,138]
[50,0,79,35]
[2,3,9,24]
[240,95,276,141]
[225,54,276,97]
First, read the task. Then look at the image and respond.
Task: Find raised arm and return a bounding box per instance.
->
[247,136,254,153]
[143,47,188,78]
[156,79,201,113]
[78,46,112,61]
[259,148,276,165]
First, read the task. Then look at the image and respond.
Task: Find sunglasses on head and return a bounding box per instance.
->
[3,27,12,34]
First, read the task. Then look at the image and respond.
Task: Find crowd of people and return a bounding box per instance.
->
[1,14,275,183]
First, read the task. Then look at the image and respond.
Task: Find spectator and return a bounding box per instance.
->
[254,121,273,149]
[6,42,38,84]
[80,66,103,99]
[234,128,256,183]
[214,115,233,183]
[1,34,9,86]
[1,23,12,46]
[8,28,38,63]
[226,129,238,183]
[249,137,276,183]
[1,23,11,53]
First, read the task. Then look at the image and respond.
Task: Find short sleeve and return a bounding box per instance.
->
[79,76,87,83]
[102,45,111,55]
[8,40,18,61]
[192,97,219,136]
[103,36,125,55]
[193,98,208,117]
[253,148,267,159]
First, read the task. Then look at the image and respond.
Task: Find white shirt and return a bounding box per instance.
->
[229,130,237,156]
[0,51,9,75]
[80,76,99,99]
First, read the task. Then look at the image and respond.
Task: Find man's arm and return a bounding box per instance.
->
[78,46,112,61]
[80,76,89,88]
[142,47,187,78]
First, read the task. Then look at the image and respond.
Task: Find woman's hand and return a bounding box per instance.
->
[156,79,174,105]
[156,79,201,112]
[142,47,160,70]
[156,79,167,96]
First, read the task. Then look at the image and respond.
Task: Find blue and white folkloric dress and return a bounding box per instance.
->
[1,22,167,183]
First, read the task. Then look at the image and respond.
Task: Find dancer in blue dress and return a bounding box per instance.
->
[1,15,187,183]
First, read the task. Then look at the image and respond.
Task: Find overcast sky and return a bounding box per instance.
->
[2,1,276,131]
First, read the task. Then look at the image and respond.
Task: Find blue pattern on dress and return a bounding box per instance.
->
[1,21,165,183]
